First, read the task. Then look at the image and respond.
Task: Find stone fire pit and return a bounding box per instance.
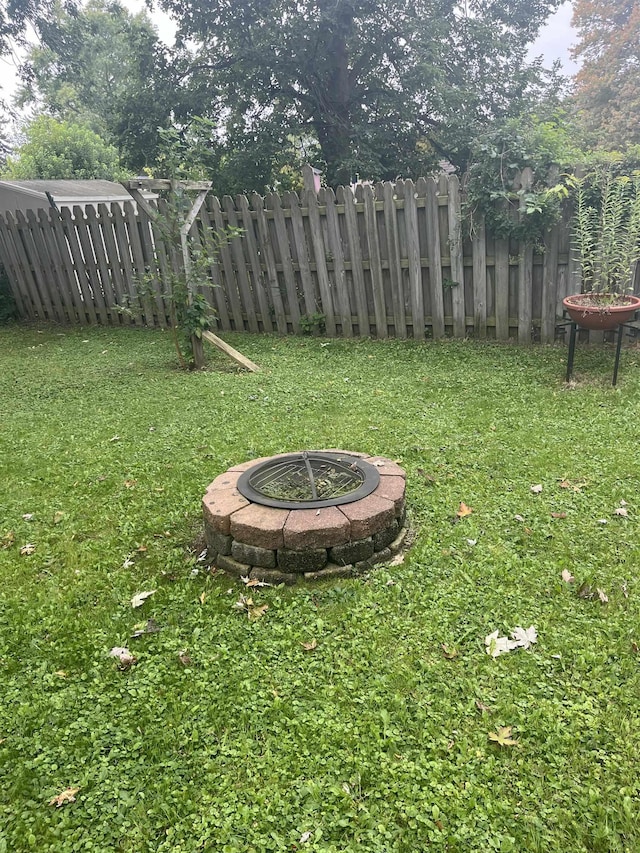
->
[202,450,408,584]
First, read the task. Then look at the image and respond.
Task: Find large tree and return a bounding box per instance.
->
[3,115,123,179]
[157,0,564,185]
[16,0,173,171]
[571,0,640,149]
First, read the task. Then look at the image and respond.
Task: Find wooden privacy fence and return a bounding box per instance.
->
[0,174,585,343]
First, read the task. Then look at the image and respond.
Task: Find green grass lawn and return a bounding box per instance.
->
[1,324,639,853]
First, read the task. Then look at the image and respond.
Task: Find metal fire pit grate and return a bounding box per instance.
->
[236,451,381,510]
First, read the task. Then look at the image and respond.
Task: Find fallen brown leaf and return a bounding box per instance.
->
[456,501,473,518]
[20,543,36,556]
[1,531,15,549]
[488,726,519,747]
[597,588,609,604]
[301,639,318,651]
[441,643,458,660]
[561,569,575,583]
[49,787,79,808]
[551,512,567,519]
[530,484,543,494]
[475,700,492,713]
[249,603,269,620]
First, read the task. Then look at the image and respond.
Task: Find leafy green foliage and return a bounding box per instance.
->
[1,328,640,851]
[16,0,172,172]
[571,0,640,150]
[155,0,565,186]
[465,115,581,245]
[3,115,124,180]
[573,167,640,295]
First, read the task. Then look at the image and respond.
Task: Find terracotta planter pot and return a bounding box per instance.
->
[562,293,640,331]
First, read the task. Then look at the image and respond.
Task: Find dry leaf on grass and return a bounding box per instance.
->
[49,787,79,808]
[1,532,15,549]
[486,626,537,657]
[456,501,473,518]
[475,699,492,713]
[234,594,269,620]
[551,512,567,519]
[511,625,537,649]
[561,569,575,583]
[131,590,155,608]
[441,644,458,659]
[614,507,628,517]
[20,543,36,556]
[301,639,318,651]
[109,647,137,668]
[530,484,543,494]
[597,588,609,604]
[488,726,519,747]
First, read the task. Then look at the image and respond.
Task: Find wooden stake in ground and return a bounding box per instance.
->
[122,179,260,371]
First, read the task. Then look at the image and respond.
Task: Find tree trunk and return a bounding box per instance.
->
[312,4,354,187]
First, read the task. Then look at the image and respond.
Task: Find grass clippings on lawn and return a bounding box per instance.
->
[1,325,639,853]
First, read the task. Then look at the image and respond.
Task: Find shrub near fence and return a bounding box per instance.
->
[0,174,590,343]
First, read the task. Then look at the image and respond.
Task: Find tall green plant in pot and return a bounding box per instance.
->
[564,167,640,329]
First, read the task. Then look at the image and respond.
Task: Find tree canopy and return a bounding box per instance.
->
[157,0,564,186]
[16,0,173,172]
[9,0,566,191]
[3,115,123,180]
[571,0,640,149]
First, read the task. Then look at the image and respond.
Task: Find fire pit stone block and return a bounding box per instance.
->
[329,537,375,566]
[339,494,396,539]
[283,507,350,549]
[232,541,277,568]
[277,547,328,574]
[229,504,289,550]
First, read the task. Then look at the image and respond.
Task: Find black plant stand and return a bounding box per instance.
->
[560,312,640,385]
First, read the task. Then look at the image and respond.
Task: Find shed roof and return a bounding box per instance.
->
[0,179,154,205]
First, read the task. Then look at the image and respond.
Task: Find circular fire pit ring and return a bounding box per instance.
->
[202,450,408,584]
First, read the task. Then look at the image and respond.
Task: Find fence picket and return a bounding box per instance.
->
[382,181,406,339]
[268,192,301,333]
[0,215,31,318]
[541,222,560,343]
[286,191,317,320]
[362,184,386,338]
[446,177,466,337]
[251,193,287,334]
[20,210,59,322]
[198,200,231,331]
[322,187,352,337]
[338,186,370,336]
[222,195,259,332]
[423,177,445,339]
[210,196,245,331]
[472,213,487,339]
[305,188,336,336]
[237,194,273,333]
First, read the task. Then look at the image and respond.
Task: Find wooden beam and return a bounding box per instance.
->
[202,330,261,372]
[123,179,212,192]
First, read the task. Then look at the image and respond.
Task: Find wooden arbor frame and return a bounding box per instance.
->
[122,179,259,372]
